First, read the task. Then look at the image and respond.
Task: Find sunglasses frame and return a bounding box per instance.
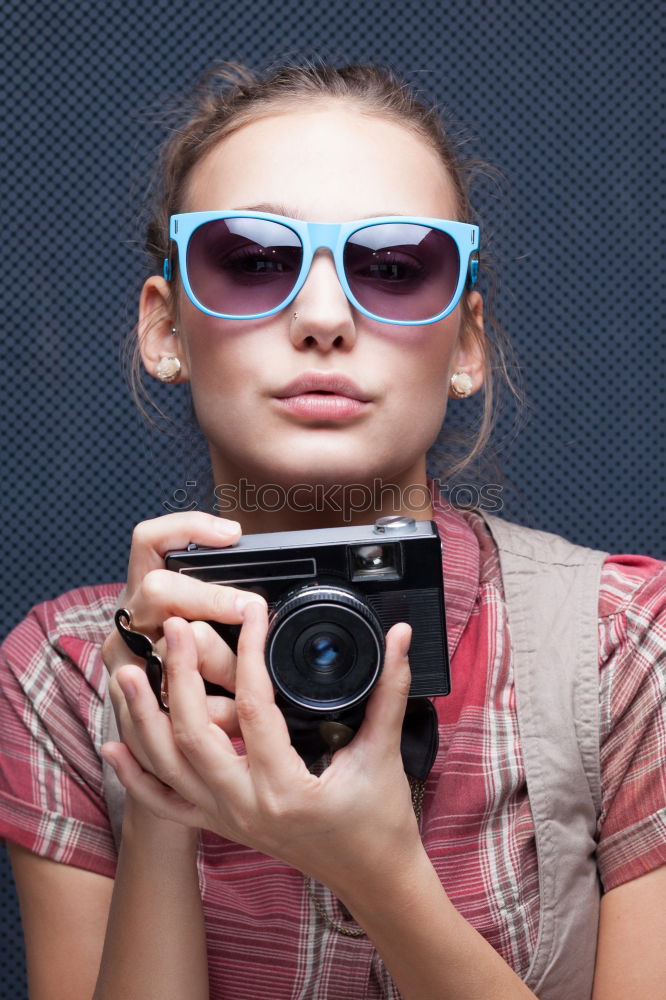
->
[165,210,480,326]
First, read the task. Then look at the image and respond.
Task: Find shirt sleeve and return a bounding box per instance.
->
[0,587,122,878]
[597,555,666,892]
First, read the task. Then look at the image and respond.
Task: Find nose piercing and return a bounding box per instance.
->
[293,312,298,319]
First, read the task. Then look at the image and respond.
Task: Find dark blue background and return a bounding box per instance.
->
[1,1,663,994]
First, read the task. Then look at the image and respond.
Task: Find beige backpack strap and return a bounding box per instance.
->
[480,512,608,1000]
[101,681,126,849]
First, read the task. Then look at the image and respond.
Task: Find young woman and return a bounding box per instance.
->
[1,63,664,1000]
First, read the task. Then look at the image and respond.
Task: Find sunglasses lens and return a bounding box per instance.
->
[186,217,303,316]
[344,223,460,321]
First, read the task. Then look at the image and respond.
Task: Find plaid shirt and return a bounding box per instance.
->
[1,506,665,998]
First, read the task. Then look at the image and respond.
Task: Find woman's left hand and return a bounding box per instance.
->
[102,604,421,898]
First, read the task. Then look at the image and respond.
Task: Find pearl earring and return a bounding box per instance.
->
[450,371,474,399]
[156,356,182,383]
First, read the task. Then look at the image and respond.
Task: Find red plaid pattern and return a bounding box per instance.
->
[1,505,665,997]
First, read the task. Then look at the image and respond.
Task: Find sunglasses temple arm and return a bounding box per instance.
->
[467,255,479,289]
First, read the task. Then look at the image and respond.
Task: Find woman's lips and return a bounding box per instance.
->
[273,373,372,421]
[275,393,368,419]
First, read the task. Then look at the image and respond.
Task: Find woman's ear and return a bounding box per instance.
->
[449,291,485,396]
[138,276,190,383]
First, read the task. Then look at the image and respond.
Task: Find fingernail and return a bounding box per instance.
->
[101,749,119,772]
[234,593,265,615]
[400,627,413,658]
[218,520,241,536]
[119,677,137,700]
[163,622,180,649]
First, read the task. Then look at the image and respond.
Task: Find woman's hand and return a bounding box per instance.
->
[101,512,265,771]
[101,553,542,1000]
[102,605,421,900]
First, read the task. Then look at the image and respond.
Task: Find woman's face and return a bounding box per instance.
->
[142,104,483,503]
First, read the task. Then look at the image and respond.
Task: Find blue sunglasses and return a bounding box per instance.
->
[165,211,479,326]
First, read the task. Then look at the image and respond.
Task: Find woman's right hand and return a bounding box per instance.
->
[101,511,265,771]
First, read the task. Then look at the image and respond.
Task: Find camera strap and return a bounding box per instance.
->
[280,695,439,782]
[400,697,440,780]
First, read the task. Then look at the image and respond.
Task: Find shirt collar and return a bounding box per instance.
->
[430,489,481,657]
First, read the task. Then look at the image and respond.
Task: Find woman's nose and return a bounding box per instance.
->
[288,251,357,352]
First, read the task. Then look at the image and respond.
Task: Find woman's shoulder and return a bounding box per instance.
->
[456,506,665,618]
[597,552,665,705]
[2,582,124,674]
[598,552,666,624]
[0,584,121,873]
[467,509,666,667]
[595,555,666,890]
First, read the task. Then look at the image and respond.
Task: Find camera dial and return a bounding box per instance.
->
[373,515,417,534]
[266,584,384,712]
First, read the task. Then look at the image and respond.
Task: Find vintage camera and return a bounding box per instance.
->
[165,515,449,751]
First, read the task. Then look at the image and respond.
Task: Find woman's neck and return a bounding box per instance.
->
[210,470,434,535]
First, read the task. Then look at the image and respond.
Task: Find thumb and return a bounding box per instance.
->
[356,623,412,754]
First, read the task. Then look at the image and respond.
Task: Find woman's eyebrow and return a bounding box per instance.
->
[238,202,304,218]
[236,203,407,220]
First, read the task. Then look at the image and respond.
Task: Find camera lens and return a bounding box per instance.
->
[296,622,356,684]
[310,634,338,666]
[266,585,384,712]
[307,632,345,672]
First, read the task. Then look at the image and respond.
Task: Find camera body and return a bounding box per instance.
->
[166,515,449,729]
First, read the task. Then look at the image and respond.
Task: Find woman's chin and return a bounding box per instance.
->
[209,432,429,493]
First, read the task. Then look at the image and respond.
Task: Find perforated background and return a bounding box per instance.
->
[1,0,663,993]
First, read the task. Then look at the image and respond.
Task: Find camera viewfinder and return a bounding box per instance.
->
[350,542,401,581]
